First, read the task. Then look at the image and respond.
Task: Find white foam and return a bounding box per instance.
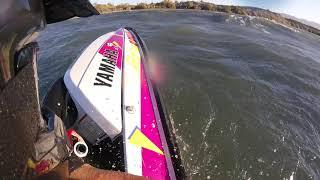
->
[262,29,271,34]
[290,172,294,180]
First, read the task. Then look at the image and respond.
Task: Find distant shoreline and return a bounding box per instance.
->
[97,8,203,14]
[97,9,303,33]
[94,1,320,37]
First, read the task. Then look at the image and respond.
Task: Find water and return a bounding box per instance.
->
[37,10,320,179]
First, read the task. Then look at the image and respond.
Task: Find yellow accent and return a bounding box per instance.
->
[125,43,140,74]
[27,158,36,169]
[129,128,164,155]
[112,41,121,49]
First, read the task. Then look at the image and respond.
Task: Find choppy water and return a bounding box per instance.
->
[38,10,320,179]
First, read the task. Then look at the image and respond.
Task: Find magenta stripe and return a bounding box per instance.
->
[141,61,169,179]
[115,29,124,36]
[98,29,123,69]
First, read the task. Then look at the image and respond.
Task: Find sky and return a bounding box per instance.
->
[90,0,320,24]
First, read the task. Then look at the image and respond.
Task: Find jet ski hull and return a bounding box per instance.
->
[59,28,185,179]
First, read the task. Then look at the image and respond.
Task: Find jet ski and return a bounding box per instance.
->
[42,27,185,179]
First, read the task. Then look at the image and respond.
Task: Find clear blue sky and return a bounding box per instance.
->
[90,0,320,24]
